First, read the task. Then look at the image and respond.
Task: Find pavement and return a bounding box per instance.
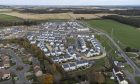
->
[102,33,140,76]
[0,79,13,84]
[124,70,137,84]
[1,48,31,84]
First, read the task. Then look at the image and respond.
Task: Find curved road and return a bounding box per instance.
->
[7,49,30,84]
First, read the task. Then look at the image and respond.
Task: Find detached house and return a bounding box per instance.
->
[0,69,11,80]
[66,47,76,58]
[76,60,89,68]
[1,55,10,68]
[33,65,43,77]
[3,61,10,68]
[32,57,43,77]
[27,54,33,62]
[62,64,70,71]
[69,63,76,70]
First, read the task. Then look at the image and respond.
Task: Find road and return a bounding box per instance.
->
[124,70,137,84]
[7,49,30,84]
[104,33,140,76]
[79,20,140,76]
[77,20,140,84]
[9,49,30,84]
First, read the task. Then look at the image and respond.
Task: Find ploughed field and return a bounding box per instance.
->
[0,11,113,20]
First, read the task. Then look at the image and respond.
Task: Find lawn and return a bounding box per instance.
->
[135,77,140,84]
[85,19,140,48]
[96,35,125,62]
[126,53,140,68]
[126,53,138,58]
[124,63,133,73]
[105,77,117,84]
[0,14,23,22]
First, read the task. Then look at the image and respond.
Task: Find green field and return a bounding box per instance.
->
[135,77,140,84]
[85,19,140,48]
[96,35,125,62]
[0,14,23,22]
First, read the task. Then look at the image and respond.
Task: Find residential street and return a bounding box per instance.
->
[1,48,31,84]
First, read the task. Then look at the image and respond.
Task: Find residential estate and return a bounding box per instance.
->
[26,21,106,72]
[0,21,129,84]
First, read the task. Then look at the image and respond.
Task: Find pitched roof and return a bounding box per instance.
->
[116,73,125,81]
[69,63,76,67]
[62,64,69,68]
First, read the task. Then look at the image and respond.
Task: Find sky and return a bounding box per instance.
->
[0,0,140,5]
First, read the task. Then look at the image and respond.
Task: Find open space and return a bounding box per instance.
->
[0,11,113,20]
[0,14,23,22]
[0,0,140,83]
[85,19,140,48]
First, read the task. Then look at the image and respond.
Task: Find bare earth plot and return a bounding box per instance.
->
[0,11,114,20]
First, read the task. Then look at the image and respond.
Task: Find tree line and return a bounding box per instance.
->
[102,15,140,27]
[7,38,45,60]
[112,9,140,16]
[18,9,71,14]
[0,20,39,27]
[18,8,140,16]
[4,38,54,84]
[125,46,139,52]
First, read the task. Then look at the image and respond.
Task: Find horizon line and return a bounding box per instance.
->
[0,4,140,6]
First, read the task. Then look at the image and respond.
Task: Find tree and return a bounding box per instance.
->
[95,72,105,84]
[103,15,140,27]
[41,74,53,84]
[22,41,30,48]
[52,64,57,73]
[125,46,131,52]
[89,72,105,84]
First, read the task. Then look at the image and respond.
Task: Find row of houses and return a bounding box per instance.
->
[78,37,88,53]
[42,21,89,32]
[77,35,102,57]
[27,31,65,57]
[113,61,128,84]
[27,22,96,72]
[62,60,90,71]
[52,46,82,63]
[86,38,101,57]
[52,54,81,63]
[0,27,25,39]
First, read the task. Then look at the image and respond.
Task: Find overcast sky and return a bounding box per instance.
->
[0,0,140,5]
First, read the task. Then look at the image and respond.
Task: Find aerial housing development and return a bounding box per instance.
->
[26,21,106,72]
[0,19,133,84]
[0,0,140,83]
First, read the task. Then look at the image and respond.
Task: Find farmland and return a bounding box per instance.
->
[0,11,113,20]
[0,14,23,22]
[85,19,140,48]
